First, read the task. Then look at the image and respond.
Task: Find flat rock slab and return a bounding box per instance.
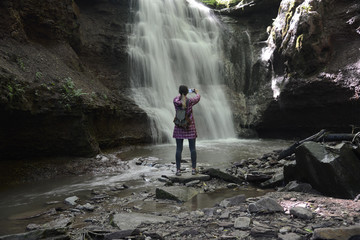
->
[204,168,242,184]
[112,213,175,231]
[156,186,199,202]
[166,173,210,183]
[312,225,360,240]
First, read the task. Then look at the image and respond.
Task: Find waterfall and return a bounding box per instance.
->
[128,0,236,143]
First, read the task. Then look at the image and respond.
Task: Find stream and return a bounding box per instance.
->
[0,138,290,235]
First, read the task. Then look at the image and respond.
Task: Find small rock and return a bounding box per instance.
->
[227,183,238,189]
[26,223,41,231]
[185,180,200,187]
[180,228,200,236]
[219,194,246,208]
[64,196,79,206]
[290,207,314,220]
[234,217,251,230]
[158,177,172,184]
[45,201,61,205]
[190,210,205,218]
[278,232,302,240]
[203,208,215,217]
[218,222,234,228]
[279,226,292,234]
[220,210,230,219]
[250,225,278,238]
[248,197,284,213]
[82,203,95,211]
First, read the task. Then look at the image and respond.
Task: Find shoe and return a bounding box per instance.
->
[192,169,197,175]
[176,170,181,176]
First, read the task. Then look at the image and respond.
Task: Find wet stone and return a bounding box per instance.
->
[250,225,278,238]
[155,186,199,202]
[290,206,314,220]
[81,203,95,212]
[248,197,284,213]
[227,183,238,189]
[205,168,242,184]
[219,210,231,219]
[312,225,360,240]
[166,173,210,183]
[64,196,79,206]
[218,222,234,228]
[26,223,41,231]
[234,217,251,230]
[185,180,200,187]
[219,194,246,208]
[180,228,200,236]
[232,230,250,239]
[278,232,303,240]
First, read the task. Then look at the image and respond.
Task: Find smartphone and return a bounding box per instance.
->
[188,88,195,93]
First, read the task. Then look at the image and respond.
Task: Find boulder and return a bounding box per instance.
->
[285,142,360,199]
[312,225,360,240]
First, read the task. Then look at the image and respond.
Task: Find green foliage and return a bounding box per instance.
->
[89,92,97,102]
[296,34,304,51]
[41,83,52,91]
[60,77,88,110]
[7,83,25,102]
[63,77,87,97]
[282,0,296,39]
[301,4,312,13]
[63,77,75,94]
[35,71,42,80]
[17,58,25,71]
[200,0,242,9]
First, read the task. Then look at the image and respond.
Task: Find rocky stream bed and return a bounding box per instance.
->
[1,142,360,240]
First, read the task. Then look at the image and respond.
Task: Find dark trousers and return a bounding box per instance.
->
[175,138,197,170]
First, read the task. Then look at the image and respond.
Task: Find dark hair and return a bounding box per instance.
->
[179,85,188,95]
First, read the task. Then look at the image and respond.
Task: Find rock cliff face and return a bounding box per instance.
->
[218,0,360,138]
[0,0,151,159]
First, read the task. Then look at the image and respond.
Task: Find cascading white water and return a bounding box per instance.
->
[128,0,236,143]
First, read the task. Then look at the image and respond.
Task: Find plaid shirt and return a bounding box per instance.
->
[172,93,201,139]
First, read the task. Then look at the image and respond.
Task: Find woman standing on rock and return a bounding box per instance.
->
[173,85,201,176]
